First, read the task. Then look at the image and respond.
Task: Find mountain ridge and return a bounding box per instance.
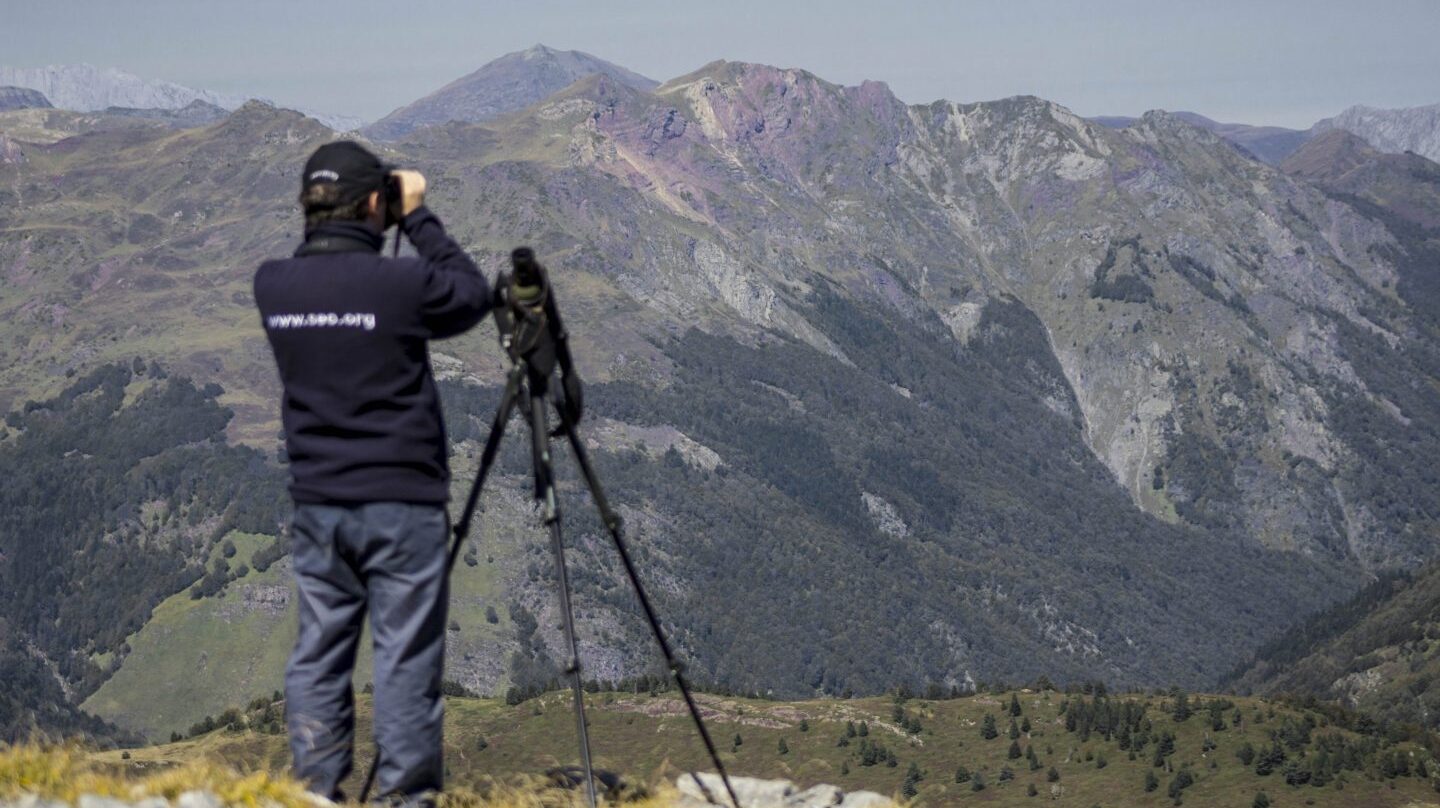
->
[0,63,365,131]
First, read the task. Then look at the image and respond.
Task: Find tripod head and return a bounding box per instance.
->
[494,247,583,426]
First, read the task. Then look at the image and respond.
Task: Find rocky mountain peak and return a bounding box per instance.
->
[1135,108,1225,141]
[655,60,910,154]
[363,45,657,140]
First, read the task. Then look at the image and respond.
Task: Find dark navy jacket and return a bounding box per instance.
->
[254,208,491,504]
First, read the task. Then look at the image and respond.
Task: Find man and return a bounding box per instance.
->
[254,140,491,803]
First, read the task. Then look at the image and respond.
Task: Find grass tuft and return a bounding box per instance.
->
[0,743,680,807]
[0,744,313,806]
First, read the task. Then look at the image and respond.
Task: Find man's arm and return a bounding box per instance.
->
[402,205,492,339]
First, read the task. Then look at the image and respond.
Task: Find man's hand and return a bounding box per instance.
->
[392,169,427,217]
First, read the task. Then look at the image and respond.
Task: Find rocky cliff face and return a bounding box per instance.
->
[1313,103,1440,163]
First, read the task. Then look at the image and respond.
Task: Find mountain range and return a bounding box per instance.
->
[2,45,1440,741]
[1095,103,1440,166]
[0,64,364,131]
[7,53,1438,165]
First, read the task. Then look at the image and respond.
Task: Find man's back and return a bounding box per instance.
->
[255,208,490,504]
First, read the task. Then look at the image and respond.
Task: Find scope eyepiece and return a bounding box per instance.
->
[510,246,547,306]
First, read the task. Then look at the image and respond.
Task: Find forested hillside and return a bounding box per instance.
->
[1230,562,1440,732]
[0,363,285,740]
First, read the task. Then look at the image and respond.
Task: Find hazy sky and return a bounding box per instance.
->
[3,0,1437,128]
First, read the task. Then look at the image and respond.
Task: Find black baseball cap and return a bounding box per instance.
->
[301,140,392,204]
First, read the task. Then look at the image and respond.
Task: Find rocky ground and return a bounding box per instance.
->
[2,775,890,808]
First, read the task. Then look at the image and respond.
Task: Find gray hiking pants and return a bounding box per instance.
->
[285,501,448,800]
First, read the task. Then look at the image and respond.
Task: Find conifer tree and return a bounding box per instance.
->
[982,714,999,739]
[1172,690,1192,722]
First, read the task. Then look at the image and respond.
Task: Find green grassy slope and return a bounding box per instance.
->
[81,533,297,740]
[99,689,1440,807]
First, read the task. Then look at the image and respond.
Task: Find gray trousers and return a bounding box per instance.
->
[285,501,448,800]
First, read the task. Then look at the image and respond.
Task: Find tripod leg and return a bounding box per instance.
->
[530,391,599,808]
[448,362,525,571]
[557,415,741,808]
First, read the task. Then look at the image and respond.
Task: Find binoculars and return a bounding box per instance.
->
[382,172,406,229]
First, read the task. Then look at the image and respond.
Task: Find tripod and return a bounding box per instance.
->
[360,254,740,808]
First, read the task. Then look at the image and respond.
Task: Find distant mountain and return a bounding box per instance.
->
[0,86,51,112]
[1314,103,1440,163]
[1088,115,1140,129]
[1282,129,1440,229]
[0,64,248,113]
[0,64,364,131]
[1091,111,1308,164]
[363,44,658,140]
[1094,104,1440,168]
[1168,112,1310,165]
